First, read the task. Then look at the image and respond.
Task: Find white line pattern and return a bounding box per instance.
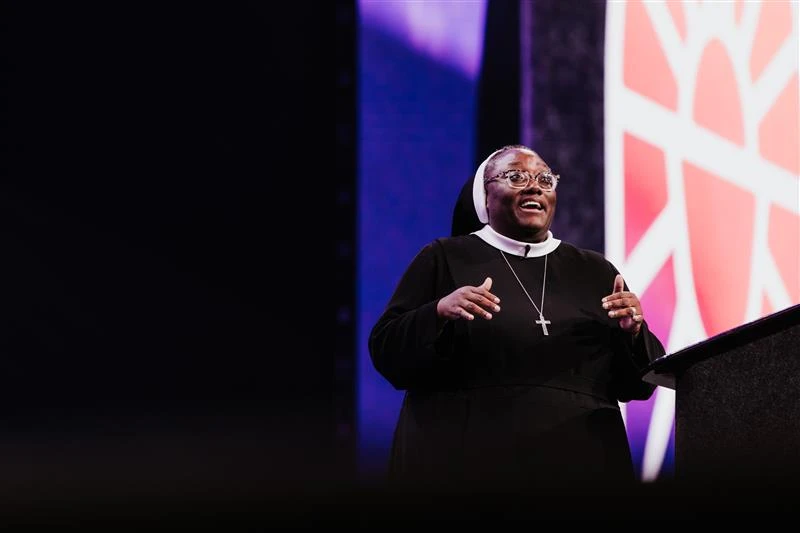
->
[606,0,800,482]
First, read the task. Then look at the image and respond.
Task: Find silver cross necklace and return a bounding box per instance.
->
[500,250,550,335]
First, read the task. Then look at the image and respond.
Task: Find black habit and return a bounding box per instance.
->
[368,233,666,491]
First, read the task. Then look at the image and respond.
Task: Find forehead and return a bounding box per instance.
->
[494,149,548,171]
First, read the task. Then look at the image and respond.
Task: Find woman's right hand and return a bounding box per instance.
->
[436,277,501,321]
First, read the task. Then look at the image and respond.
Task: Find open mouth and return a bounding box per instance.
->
[519,200,544,211]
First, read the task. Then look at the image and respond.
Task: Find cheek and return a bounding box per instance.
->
[547,194,557,215]
[486,190,515,218]
[491,195,514,215]
[485,192,500,211]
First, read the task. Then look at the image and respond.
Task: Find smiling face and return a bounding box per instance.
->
[484,148,557,243]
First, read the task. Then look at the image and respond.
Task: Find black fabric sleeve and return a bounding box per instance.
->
[611,319,666,401]
[603,261,668,402]
[368,242,456,390]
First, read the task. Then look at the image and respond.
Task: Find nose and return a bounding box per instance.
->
[524,178,543,193]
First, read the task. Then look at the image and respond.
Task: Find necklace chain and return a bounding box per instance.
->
[500,251,550,335]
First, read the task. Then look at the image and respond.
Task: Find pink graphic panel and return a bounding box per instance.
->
[666,0,686,41]
[734,1,744,25]
[623,0,677,110]
[759,74,799,175]
[639,256,676,345]
[607,0,799,483]
[684,163,755,336]
[768,205,800,304]
[693,40,745,146]
[762,294,773,317]
[624,133,669,258]
[749,1,793,81]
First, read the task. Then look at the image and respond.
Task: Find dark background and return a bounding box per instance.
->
[468,0,606,253]
[2,0,796,525]
[0,0,617,523]
[1,0,353,523]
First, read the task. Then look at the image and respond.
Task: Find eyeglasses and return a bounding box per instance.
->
[485,169,560,191]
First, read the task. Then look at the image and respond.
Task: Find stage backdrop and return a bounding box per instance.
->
[605,0,799,481]
[356,0,488,475]
[358,0,799,481]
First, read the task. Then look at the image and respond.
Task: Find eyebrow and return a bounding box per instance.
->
[504,167,552,173]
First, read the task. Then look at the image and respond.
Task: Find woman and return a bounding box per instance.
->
[368,145,666,492]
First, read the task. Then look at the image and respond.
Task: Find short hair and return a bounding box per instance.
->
[483,144,539,181]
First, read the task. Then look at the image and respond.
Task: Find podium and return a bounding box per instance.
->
[643,304,800,488]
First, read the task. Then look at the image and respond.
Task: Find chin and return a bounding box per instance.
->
[519,226,548,240]
[519,220,547,233]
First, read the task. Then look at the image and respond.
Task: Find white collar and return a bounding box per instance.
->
[472,225,561,258]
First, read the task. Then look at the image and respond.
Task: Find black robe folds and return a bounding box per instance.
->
[368,234,666,491]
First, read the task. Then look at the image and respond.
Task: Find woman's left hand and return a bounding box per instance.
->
[602,274,643,336]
